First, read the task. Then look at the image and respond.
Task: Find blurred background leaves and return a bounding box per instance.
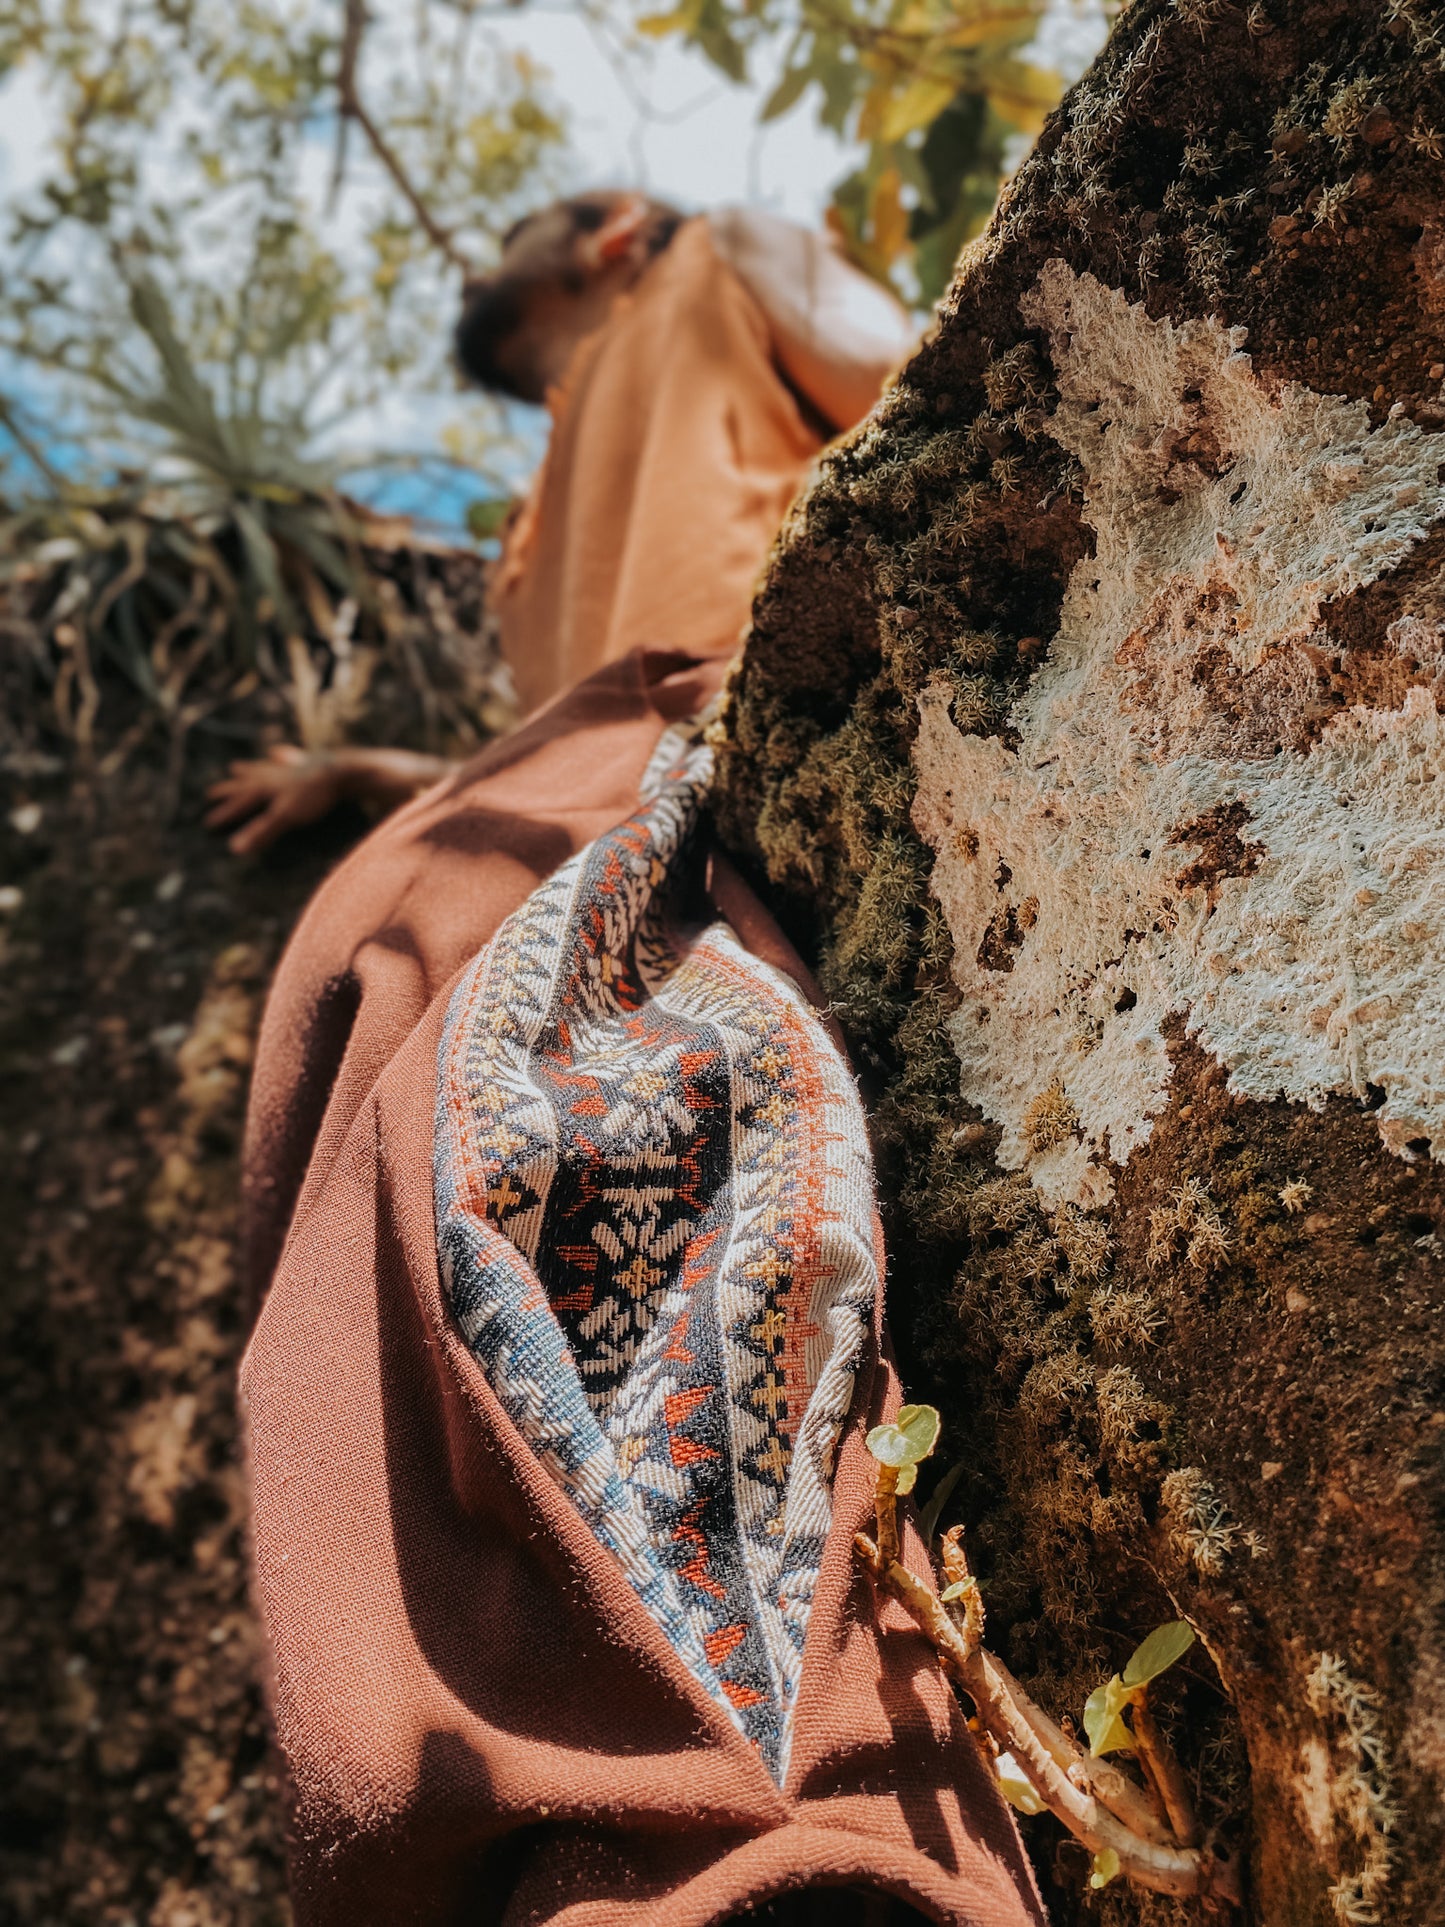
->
[0,0,565,768]
[0,0,1112,775]
[636,0,1084,302]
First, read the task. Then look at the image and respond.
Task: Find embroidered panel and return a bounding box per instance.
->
[433,737,879,1781]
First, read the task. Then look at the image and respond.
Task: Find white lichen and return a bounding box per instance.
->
[1305,1651,1398,1924]
[1161,1465,1239,1576]
[912,263,1445,1203]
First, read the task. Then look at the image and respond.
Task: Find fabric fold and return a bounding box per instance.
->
[434,735,878,1782]
[240,648,1046,1927]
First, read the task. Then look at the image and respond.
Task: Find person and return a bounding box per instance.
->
[236,193,1041,1924]
[206,191,915,855]
[240,649,1046,1927]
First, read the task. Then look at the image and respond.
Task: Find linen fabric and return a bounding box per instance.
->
[239,649,1046,1927]
[492,219,824,713]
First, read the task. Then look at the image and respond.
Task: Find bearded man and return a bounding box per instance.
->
[207,193,913,852]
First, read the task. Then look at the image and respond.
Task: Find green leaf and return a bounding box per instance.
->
[231,497,288,615]
[815,47,860,135]
[895,1403,942,1463]
[867,1408,940,1469]
[939,1578,969,1602]
[941,6,1046,52]
[1123,1620,1195,1688]
[465,495,514,540]
[917,1458,965,1543]
[276,511,356,597]
[982,59,1063,135]
[895,1461,918,1494]
[995,1750,1046,1816]
[866,1422,911,1467]
[881,74,959,143]
[761,63,813,122]
[1083,1675,1136,1758]
[695,20,747,82]
[636,5,698,36]
[1090,1848,1121,1890]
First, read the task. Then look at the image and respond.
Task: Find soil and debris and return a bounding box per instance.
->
[0,520,501,1925]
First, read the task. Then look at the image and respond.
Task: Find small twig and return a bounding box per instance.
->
[938,1529,1187,1853]
[875,1460,902,1568]
[328,0,363,211]
[937,1527,986,1651]
[976,1624,1176,1847]
[854,1513,1241,1906]
[335,0,471,273]
[1134,1691,1201,1850]
[1130,1726,1176,1838]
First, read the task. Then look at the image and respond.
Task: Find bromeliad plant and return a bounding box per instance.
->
[857,1407,1242,1907]
[0,276,511,778]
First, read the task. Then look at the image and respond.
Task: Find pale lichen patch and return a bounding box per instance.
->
[1305,1651,1399,1924]
[912,263,1445,1200]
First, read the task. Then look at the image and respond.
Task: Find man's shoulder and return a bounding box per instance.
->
[703,205,816,287]
[700,206,916,433]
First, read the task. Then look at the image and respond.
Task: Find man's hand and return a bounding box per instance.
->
[205,745,348,855]
[206,743,458,854]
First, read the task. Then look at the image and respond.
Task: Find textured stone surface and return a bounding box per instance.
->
[715,3,1445,1921]
[911,264,1445,1208]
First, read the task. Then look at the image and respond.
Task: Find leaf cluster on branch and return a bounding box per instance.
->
[0,0,565,499]
[858,1407,1243,1907]
[634,0,1094,298]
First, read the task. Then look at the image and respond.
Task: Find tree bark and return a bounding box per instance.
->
[714,3,1445,1921]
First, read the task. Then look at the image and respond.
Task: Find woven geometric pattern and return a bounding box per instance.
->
[433,734,879,1782]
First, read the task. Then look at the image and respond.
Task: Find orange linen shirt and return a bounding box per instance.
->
[493,217,828,714]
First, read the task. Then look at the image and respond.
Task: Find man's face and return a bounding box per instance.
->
[458,197,660,403]
[490,288,594,407]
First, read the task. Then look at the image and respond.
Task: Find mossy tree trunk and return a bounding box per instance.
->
[715,3,1445,1921]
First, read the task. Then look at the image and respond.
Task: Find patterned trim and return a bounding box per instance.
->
[433,740,879,1781]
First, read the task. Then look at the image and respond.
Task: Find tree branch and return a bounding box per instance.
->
[1134,1692,1201,1851]
[875,1459,902,1568]
[335,0,471,274]
[985,1641,1175,1848]
[935,1534,1173,1844]
[853,1491,1241,1908]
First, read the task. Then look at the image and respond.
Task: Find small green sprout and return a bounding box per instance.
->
[866,1402,940,1495]
[1090,1847,1121,1889]
[465,495,516,540]
[853,1431,1241,1906]
[994,1749,1046,1816]
[1083,1620,1196,1757]
[1083,1674,1138,1758]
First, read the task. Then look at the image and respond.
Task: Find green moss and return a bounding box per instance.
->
[716,7,1445,1914]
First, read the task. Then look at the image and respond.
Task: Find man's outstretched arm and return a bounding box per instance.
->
[205,743,456,855]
